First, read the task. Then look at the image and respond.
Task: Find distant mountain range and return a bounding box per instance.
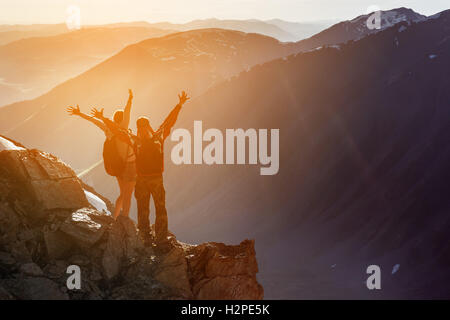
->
[0,9,423,106]
[0,23,70,45]
[294,7,427,52]
[0,26,173,106]
[0,18,329,106]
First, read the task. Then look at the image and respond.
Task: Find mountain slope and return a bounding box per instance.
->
[294,7,426,52]
[0,24,70,45]
[0,26,173,106]
[266,19,336,41]
[156,10,450,299]
[148,18,297,42]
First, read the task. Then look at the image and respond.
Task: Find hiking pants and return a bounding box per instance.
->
[134,175,168,241]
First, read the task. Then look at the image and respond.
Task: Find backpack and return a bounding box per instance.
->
[103,137,125,177]
[136,135,164,175]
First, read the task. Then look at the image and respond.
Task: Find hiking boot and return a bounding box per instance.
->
[138,230,153,247]
[154,235,176,255]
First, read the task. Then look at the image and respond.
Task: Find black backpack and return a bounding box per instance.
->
[103,137,125,177]
[136,135,164,175]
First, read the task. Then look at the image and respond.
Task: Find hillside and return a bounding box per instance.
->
[147,18,298,42]
[294,7,426,52]
[0,26,173,105]
[0,24,70,45]
[159,10,450,298]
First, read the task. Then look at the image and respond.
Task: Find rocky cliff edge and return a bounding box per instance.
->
[0,135,263,300]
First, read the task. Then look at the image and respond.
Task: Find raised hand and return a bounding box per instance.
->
[178,91,190,105]
[66,105,81,116]
[90,107,105,119]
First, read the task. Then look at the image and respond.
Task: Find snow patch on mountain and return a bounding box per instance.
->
[84,190,111,215]
[0,136,25,151]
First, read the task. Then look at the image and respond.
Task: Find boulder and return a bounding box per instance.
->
[0,285,14,300]
[44,229,73,260]
[3,277,69,300]
[0,148,88,212]
[19,263,44,277]
[153,243,193,298]
[102,221,125,280]
[186,240,263,299]
[60,208,105,247]
[0,251,16,272]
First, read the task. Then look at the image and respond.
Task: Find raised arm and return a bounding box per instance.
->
[121,89,133,129]
[67,105,106,132]
[157,91,190,140]
[91,107,136,144]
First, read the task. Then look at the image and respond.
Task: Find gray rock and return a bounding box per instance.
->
[0,285,14,300]
[4,277,69,300]
[101,216,143,281]
[44,229,73,260]
[31,178,88,211]
[19,262,44,277]
[9,241,32,264]
[43,260,69,279]
[0,251,16,267]
[60,209,105,247]
[153,244,193,298]
[102,223,124,280]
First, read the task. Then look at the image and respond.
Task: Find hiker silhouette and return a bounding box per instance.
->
[67,89,136,219]
[68,90,190,246]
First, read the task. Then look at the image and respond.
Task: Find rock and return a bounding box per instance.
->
[195,275,264,300]
[101,216,145,281]
[31,178,88,211]
[153,244,193,298]
[19,263,44,277]
[0,285,14,300]
[0,149,89,213]
[186,240,263,300]
[18,229,36,242]
[69,255,91,267]
[60,208,105,247]
[43,260,69,279]
[88,209,114,225]
[0,203,21,247]
[3,277,69,300]
[203,240,258,278]
[89,265,103,281]
[0,251,16,271]
[117,215,144,260]
[44,229,73,260]
[9,241,32,264]
[102,221,125,280]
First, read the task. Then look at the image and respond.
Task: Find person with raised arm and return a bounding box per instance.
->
[132,91,189,246]
[67,89,136,219]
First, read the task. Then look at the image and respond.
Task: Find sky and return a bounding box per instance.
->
[0,0,449,24]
